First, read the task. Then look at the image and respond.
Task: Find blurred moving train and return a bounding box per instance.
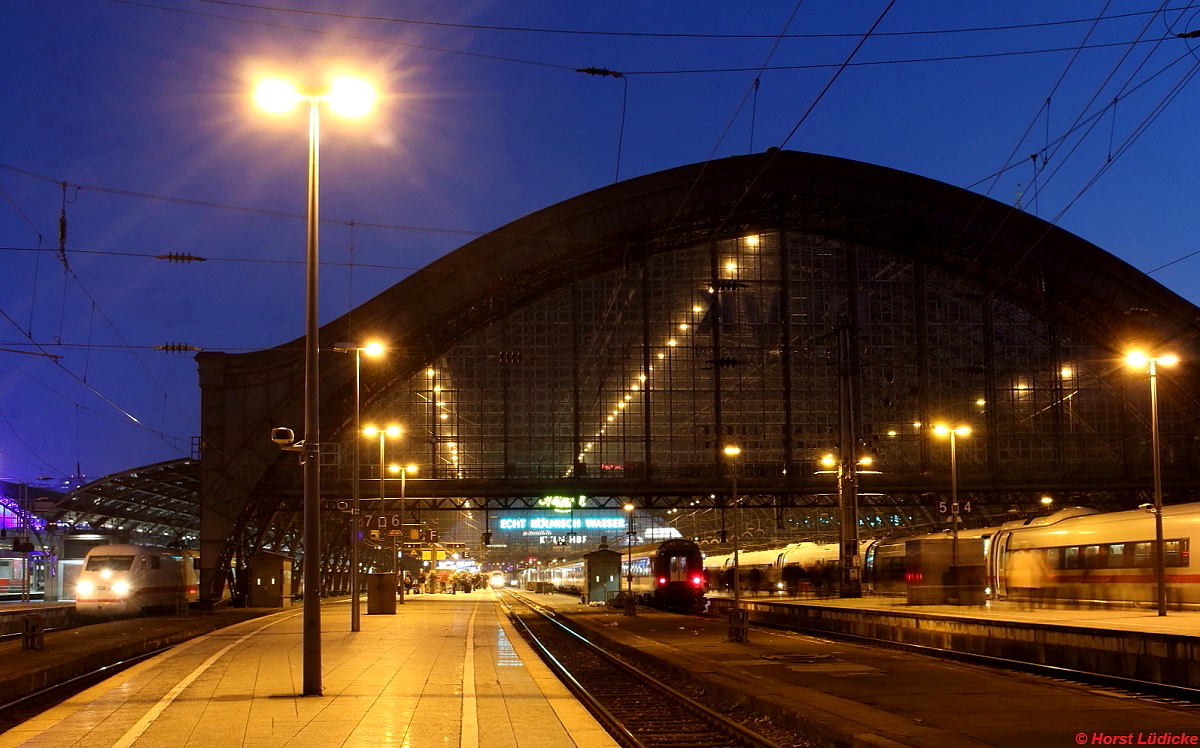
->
[523,538,706,610]
[75,544,200,617]
[530,502,1200,610]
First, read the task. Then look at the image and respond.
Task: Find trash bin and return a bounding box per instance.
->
[367,573,398,615]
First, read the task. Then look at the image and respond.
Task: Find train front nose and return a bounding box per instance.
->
[76,576,135,616]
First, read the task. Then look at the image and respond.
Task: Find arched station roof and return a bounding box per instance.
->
[195,149,1200,600]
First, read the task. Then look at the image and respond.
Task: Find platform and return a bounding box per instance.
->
[0,589,617,748]
[529,591,1200,748]
[712,590,1200,635]
[704,591,1200,688]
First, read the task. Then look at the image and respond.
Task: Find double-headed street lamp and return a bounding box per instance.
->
[818,452,878,598]
[723,445,747,642]
[932,423,970,599]
[333,342,384,633]
[389,462,417,583]
[1126,350,1178,617]
[255,76,375,697]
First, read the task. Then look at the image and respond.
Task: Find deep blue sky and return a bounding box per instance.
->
[3,1,1200,487]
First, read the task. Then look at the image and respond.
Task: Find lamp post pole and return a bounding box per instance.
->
[1148,358,1167,617]
[255,76,375,698]
[350,346,362,632]
[333,342,384,633]
[298,94,323,697]
[377,431,387,568]
[948,429,959,574]
[623,503,636,616]
[933,424,969,604]
[1127,351,1176,616]
[723,445,745,642]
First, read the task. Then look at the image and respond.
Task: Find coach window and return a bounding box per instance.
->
[150,556,161,570]
[1165,539,1189,567]
[1132,542,1153,568]
[1045,547,1062,570]
[1107,543,1126,568]
[1063,546,1080,569]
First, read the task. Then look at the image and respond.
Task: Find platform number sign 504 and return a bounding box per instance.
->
[937,500,971,515]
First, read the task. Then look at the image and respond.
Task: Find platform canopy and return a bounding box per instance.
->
[36,458,199,546]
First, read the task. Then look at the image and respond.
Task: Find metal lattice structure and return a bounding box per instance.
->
[196,150,1200,604]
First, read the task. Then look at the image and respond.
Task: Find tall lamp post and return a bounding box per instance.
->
[1126,350,1177,617]
[622,503,636,616]
[333,342,385,633]
[723,445,746,642]
[389,463,417,589]
[254,75,376,697]
[818,453,878,598]
[932,424,970,602]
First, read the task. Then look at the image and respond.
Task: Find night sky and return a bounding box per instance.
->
[3,1,1200,486]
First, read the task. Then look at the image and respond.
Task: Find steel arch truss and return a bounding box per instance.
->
[197,151,1200,603]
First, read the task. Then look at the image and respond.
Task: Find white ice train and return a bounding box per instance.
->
[703,542,846,595]
[75,544,200,617]
[989,502,1200,607]
[700,502,1200,608]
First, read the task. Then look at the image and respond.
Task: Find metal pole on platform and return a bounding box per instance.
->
[623,503,636,616]
[334,342,385,632]
[1127,350,1177,617]
[255,76,375,697]
[723,445,745,642]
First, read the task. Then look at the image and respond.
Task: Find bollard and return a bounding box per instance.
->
[727,608,749,643]
[22,614,44,650]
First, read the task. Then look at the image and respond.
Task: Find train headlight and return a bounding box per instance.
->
[76,580,94,595]
[111,580,131,596]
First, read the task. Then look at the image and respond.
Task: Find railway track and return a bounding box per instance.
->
[0,647,165,731]
[501,592,811,748]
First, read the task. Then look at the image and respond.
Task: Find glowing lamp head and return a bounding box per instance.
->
[326,77,375,117]
[1126,351,1178,369]
[362,341,385,357]
[254,79,301,113]
[932,424,971,438]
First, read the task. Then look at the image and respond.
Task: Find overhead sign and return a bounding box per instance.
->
[496,516,626,532]
[362,513,410,531]
[538,495,586,513]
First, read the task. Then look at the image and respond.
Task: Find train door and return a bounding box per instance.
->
[862,540,880,592]
[988,530,1012,598]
